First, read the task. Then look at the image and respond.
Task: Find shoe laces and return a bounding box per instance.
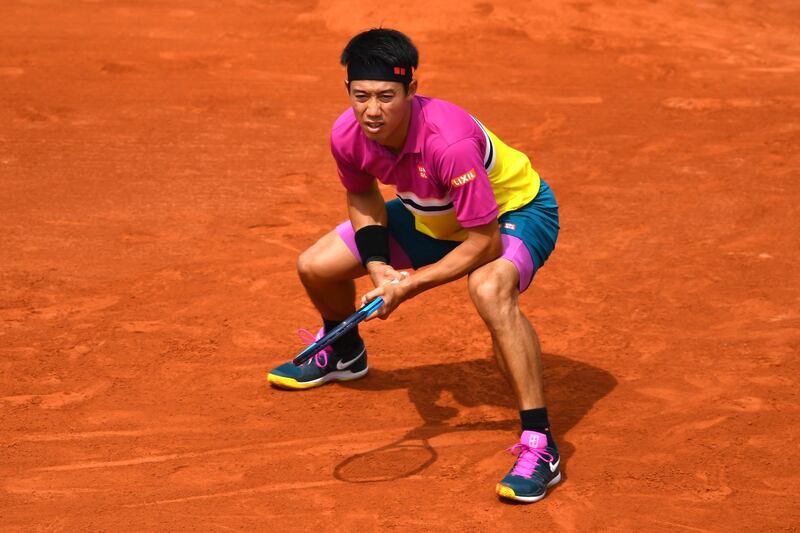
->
[297,328,333,368]
[506,443,554,479]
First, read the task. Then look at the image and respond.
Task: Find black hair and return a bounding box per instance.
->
[340,28,419,92]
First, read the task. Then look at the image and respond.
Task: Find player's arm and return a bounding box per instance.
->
[402,221,501,297]
[346,182,407,287]
[362,221,500,319]
[331,133,406,287]
[346,180,386,229]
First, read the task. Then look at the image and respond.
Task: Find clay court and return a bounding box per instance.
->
[2,0,799,530]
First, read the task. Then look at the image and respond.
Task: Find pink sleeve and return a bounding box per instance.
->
[330,137,374,193]
[435,138,499,227]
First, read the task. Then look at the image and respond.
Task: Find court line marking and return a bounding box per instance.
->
[30,426,510,472]
[32,427,417,472]
[11,427,213,442]
[124,476,424,507]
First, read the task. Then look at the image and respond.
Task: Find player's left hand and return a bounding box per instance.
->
[361,272,411,320]
[366,262,407,289]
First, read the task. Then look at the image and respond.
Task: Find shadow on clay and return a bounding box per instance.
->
[333,353,617,483]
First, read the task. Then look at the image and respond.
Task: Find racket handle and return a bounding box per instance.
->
[292,297,384,366]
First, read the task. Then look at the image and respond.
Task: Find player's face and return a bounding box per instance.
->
[348,79,417,152]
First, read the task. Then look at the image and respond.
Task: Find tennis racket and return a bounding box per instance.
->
[292,296,384,366]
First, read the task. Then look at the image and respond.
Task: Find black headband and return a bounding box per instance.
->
[347,60,413,84]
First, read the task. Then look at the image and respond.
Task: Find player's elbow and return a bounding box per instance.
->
[474,231,502,267]
[484,231,503,262]
[466,223,503,266]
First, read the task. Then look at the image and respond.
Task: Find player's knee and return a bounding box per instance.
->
[469,278,497,310]
[468,267,515,311]
[296,247,324,283]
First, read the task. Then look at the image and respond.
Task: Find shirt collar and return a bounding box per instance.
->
[363,95,423,158]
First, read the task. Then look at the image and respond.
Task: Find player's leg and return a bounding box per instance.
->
[269,200,425,391]
[296,228,365,320]
[468,260,545,410]
[485,178,559,416]
[268,229,369,390]
[468,259,560,503]
[491,338,510,381]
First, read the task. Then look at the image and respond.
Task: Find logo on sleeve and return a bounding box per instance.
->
[417,165,429,179]
[450,168,477,188]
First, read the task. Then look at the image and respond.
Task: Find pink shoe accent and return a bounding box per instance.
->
[507,431,554,479]
[296,328,333,368]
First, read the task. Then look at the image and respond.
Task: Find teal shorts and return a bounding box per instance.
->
[337,179,560,292]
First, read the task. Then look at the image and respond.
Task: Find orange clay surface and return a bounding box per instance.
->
[2,1,799,531]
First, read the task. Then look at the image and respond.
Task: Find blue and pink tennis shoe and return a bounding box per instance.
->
[267,328,368,390]
[496,430,561,503]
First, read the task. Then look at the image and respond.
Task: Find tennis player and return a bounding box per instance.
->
[268,28,561,503]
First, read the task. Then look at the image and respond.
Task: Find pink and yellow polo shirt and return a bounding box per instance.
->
[331,95,541,241]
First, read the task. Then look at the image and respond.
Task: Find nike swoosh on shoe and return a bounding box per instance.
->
[549,457,560,473]
[335,349,365,370]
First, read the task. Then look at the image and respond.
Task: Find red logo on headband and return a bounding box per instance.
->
[393,67,406,76]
